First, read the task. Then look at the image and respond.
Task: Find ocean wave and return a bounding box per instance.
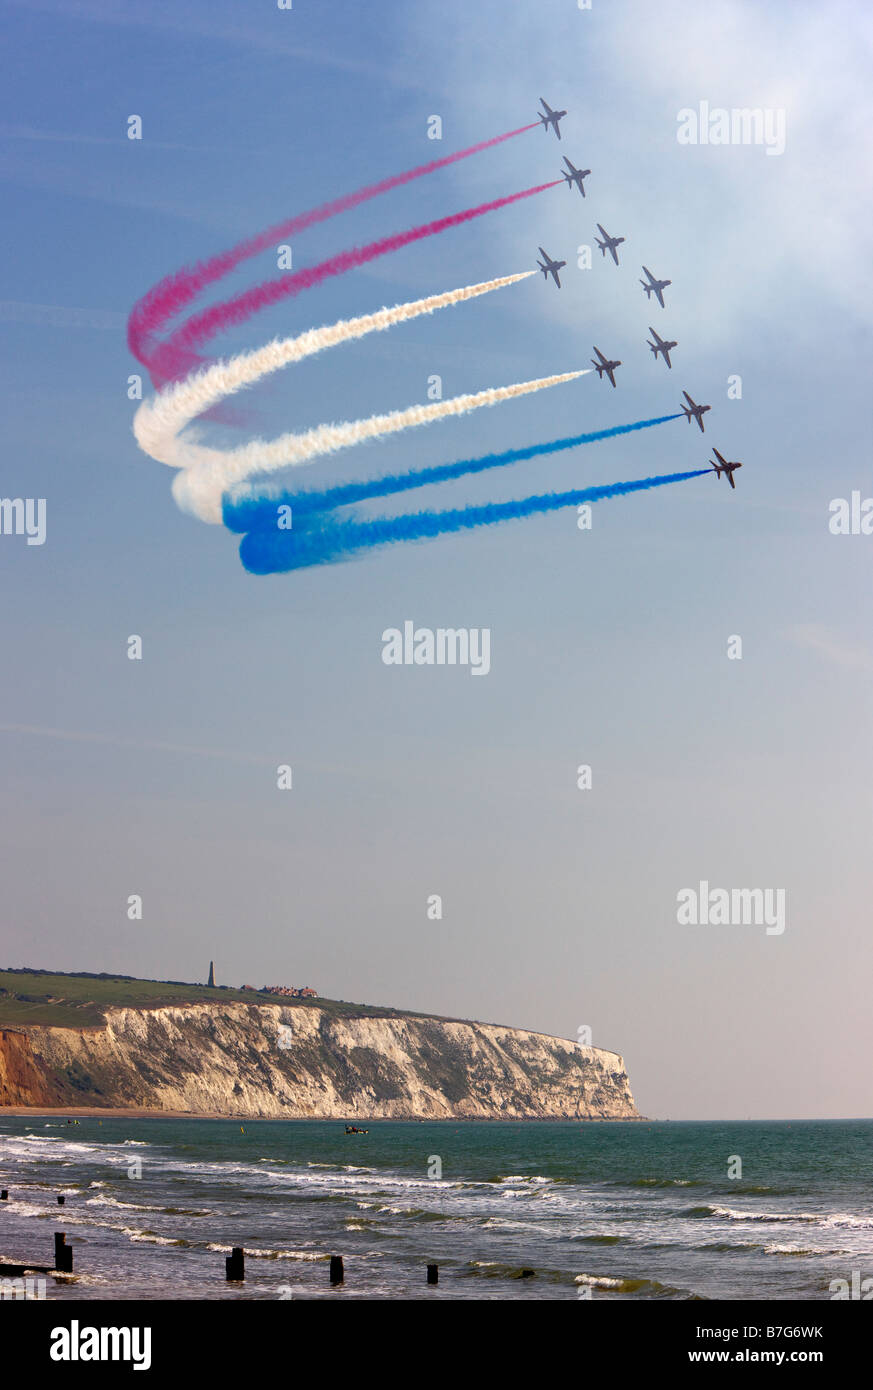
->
[305,1162,373,1173]
[1,1137,105,1158]
[465,1261,555,1281]
[204,1243,323,1261]
[625,1178,698,1189]
[169,1158,464,1194]
[575,1272,700,1298]
[699,1240,766,1252]
[85,1195,154,1212]
[478,1216,549,1235]
[495,1174,553,1185]
[0,1199,51,1218]
[689,1204,873,1229]
[575,1272,627,1288]
[762,1245,817,1256]
[397,1207,463,1223]
[0,1135,155,1165]
[126,1232,191,1247]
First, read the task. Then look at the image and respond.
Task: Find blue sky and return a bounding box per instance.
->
[0,0,870,1119]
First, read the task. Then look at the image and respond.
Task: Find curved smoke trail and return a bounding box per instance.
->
[128,121,540,382]
[152,180,562,381]
[133,271,588,526]
[133,273,533,469]
[238,470,711,574]
[172,368,588,524]
[223,414,684,532]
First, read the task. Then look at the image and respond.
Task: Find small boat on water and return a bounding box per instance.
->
[344,1125,369,1134]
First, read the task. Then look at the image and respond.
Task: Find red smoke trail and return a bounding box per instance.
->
[146,180,562,384]
[128,121,540,375]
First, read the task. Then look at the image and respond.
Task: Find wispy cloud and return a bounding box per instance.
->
[5,0,423,89]
[0,123,209,152]
[0,301,125,330]
[0,723,274,765]
[404,0,873,341]
[0,152,234,233]
[788,624,873,673]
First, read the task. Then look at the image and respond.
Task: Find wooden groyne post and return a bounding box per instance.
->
[329,1255,344,1286]
[225,1247,245,1281]
[54,1233,73,1274]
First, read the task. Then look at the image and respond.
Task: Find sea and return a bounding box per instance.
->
[1,1117,870,1301]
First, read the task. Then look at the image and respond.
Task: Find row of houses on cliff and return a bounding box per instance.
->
[206,961,316,998]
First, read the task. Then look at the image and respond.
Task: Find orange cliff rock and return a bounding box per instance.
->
[0,1028,67,1107]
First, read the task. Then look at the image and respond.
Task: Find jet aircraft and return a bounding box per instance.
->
[594,223,625,266]
[590,345,622,388]
[562,156,590,196]
[536,246,567,288]
[640,265,671,308]
[710,447,742,489]
[538,98,567,139]
[681,391,711,432]
[647,326,677,369]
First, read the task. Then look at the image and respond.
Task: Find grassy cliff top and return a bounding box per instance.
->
[0,967,450,1031]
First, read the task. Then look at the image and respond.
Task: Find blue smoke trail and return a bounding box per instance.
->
[222,413,683,532]
[239,468,710,574]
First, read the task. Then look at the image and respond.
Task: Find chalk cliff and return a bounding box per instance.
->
[0,1004,639,1120]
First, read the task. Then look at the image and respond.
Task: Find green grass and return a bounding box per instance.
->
[0,968,464,1030]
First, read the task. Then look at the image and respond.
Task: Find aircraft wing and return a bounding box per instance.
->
[682,391,694,406]
[728,471,736,488]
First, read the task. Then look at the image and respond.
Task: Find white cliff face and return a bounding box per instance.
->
[21,1004,639,1119]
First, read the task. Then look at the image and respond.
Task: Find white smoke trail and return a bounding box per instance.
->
[134,273,532,469]
[173,368,590,522]
[132,269,590,525]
